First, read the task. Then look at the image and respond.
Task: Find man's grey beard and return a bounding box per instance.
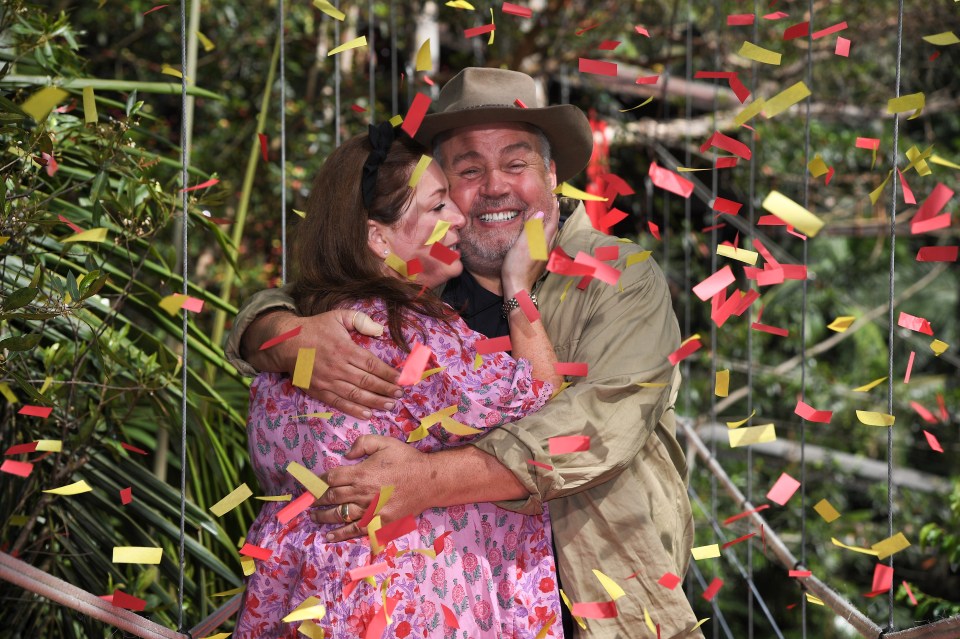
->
[458,225,521,278]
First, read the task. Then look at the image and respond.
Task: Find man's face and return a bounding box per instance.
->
[438,123,558,278]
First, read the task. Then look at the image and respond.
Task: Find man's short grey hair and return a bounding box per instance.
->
[432,124,552,173]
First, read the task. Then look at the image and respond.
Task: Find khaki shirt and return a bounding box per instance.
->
[225,202,700,638]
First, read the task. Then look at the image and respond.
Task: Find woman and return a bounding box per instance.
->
[234,123,563,638]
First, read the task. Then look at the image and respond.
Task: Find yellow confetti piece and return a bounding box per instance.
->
[872,532,910,560]
[626,251,652,267]
[761,190,824,237]
[328,36,367,56]
[853,376,886,392]
[8,515,29,526]
[313,0,345,20]
[82,86,97,124]
[199,633,231,639]
[930,154,960,170]
[716,244,759,265]
[292,348,315,389]
[856,410,895,427]
[552,182,608,201]
[293,412,333,419]
[409,154,432,189]
[35,440,61,452]
[559,589,586,629]
[738,41,781,65]
[827,316,855,332]
[161,64,183,79]
[421,405,457,428]
[43,480,93,496]
[298,620,325,638]
[813,498,841,523]
[384,252,408,277]
[240,556,256,576]
[158,293,189,316]
[726,409,756,429]
[644,606,656,633]
[256,494,293,501]
[806,593,824,605]
[559,279,575,302]
[923,31,960,45]
[930,339,949,356]
[0,382,18,404]
[286,461,329,498]
[618,96,654,112]
[691,544,721,560]
[734,98,765,127]
[869,170,893,206]
[831,537,878,555]
[906,146,934,175]
[293,209,306,218]
[677,166,712,172]
[592,569,626,600]
[21,87,69,122]
[372,486,394,517]
[113,546,163,564]
[406,423,429,443]
[440,416,484,436]
[715,370,729,398]
[534,614,556,639]
[551,380,573,399]
[637,382,667,388]
[887,92,925,120]
[367,515,384,553]
[728,423,776,448]
[398,546,437,560]
[424,219,450,245]
[282,596,327,622]
[763,81,811,118]
[473,352,483,370]
[63,228,108,243]
[680,333,701,347]
[445,0,475,8]
[211,586,244,597]
[388,114,403,127]
[421,366,445,381]
[196,30,216,52]
[210,482,253,517]
[808,154,829,178]
[691,618,711,631]
[415,39,432,72]
[525,218,548,261]
[488,8,496,46]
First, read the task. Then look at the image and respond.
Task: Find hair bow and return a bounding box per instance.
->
[361,121,396,209]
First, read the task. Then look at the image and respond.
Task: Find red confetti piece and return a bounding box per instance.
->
[428,241,460,265]
[721,532,756,549]
[121,442,148,455]
[58,214,83,234]
[937,394,949,421]
[41,151,59,177]
[693,265,735,301]
[635,75,660,85]
[120,487,133,505]
[401,93,432,138]
[515,289,540,323]
[464,24,496,38]
[789,570,812,578]
[554,362,589,377]
[180,178,219,193]
[634,25,649,37]
[825,166,835,184]
[897,311,933,335]
[594,245,619,261]
[712,197,743,216]
[108,589,146,611]
[441,603,460,628]
[835,36,851,57]
[903,581,918,605]
[1,459,33,477]
[259,325,303,351]
[475,335,512,355]
[668,338,702,366]
[5,442,39,455]
[657,572,682,590]
[904,351,916,383]
[795,400,833,423]
[397,342,432,386]
[276,491,315,525]
[258,133,268,162]
[570,601,618,618]
[763,11,789,20]
[701,131,751,160]
[923,430,944,453]
[598,40,621,51]
[647,221,661,240]
[912,183,953,234]
[897,169,916,205]
[513,98,527,108]
[912,213,952,235]
[18,405,53,418]
[812,21,848,39]
[548,435,591,455]
[423,73,435,86]
[751,322,789,337]
[716,157,739,169]
[356,490,383,529]
[406,258,423,277]
[783,21,810,40]
[930,51,941,62]
[598,207,629,231]
[526,459,554,470]
[501,2,532,18]
[374,514,416,546]
[351,104,367,113]
[574,252,621,285]
[871,563,894,594]
[723,504,770,526]
[348,562,389,581]
[767,472,801,506]
[855,137,880,150]
[433,530,452,555]
[910,401,938,424]
[142,4,168,16]
[578,58,618,76]
[703,577,724,601]
[180,296,204,313]
[239,543,273,561]
[649,162,694,198]
[727,13,755,26]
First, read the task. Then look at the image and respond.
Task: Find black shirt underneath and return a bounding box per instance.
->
[440,270,509,338]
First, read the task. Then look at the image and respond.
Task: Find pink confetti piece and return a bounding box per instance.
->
[727,14,755,26]
[120,487,133,505]
[548,435,591,455]
[923,430,943,453]
[897,312,933,335]
[789,570,812,578]
[904,351,916,383]
[441,603,459,628]
[515,289,540,323]
[703,578,724,601]
[657,572,682,590]
[897,169,916,205]
[870,563,894,594]
[812,21,848,40]
[903,581,918,605]
[526,459,554,470]
[554,362,589,377]
[767,472,801,506]
[58,214,83,233]
[464,24,495,38]
[276,491,314,525]
[259,325,303,351]
[239,543,273,561]
[855,137,880,150]
[794,400,833,423]
[649,162,694,198]
[501,2,532,18]
[180,296,204,313]
[634,25,649,37]
[578,58,618,76]
[693,265,735,301]
[594,245,619,261]
[647,221,661,240]
[513,98,527,108]
[910,401,938,424]
[18,405,53,418]
[912,183,953,233]
[397,342,432,386]
[668,338,702,365]
[573,252,621,285]
[701,131,752,160]
[751,322,789,337]
[41,152,59,177]
[348,562,389,581]
[1,459,33,477]
[374,514,417,546]
[635,75,660,85]
[835,36,851,57]
[142,4,168,16]
[475,335,512,355]
[401,93,431,138]
[571,601,618,618]
[763,11,789,20]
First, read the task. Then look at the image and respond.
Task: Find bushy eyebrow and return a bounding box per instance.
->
[449,141,537,167]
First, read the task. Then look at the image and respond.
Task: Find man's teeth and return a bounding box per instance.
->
[478,211,520,223]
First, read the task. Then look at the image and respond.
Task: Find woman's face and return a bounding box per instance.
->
[375,161,467,288]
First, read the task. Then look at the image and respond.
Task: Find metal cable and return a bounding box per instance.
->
[279,0,288,283]
[176,0,189,630]
[334,0,341,145]
[368,0,375,122]
[687,557,737,639]
[746,1,759,635]
[389,0,397,115]
[886,0,906,629]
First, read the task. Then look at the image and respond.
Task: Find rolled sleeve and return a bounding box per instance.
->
[225,285,298,376]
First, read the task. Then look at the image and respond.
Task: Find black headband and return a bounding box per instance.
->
[361,121,396,209]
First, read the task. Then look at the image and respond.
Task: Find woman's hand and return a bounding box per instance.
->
[501,204,560,298]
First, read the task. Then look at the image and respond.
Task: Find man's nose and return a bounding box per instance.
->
[479,169,509,198]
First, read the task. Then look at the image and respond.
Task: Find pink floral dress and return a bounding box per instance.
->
[234,299,561,639]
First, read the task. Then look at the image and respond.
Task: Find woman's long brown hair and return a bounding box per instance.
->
[291,130,455,351]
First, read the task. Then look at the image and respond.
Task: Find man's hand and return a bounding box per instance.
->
[241,309,402,418]
[501,207,560,295]
[312,435,433,541]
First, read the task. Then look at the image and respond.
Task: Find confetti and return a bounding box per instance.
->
[401,93,431,138]
[738,41,781,65]
[887,92,925,119]
[113,547,163,564]
[21,87,69,122]
[766,472,801,505]
[872,532,910,560]
[691,544,721,560]
[715,370,729,397]
[259,325,302,350]
[649,162,694,198]
[548,435,590,455]
[923,430,944,453]
[763,81,811,118]
[18,405,53,418]
[728,423,776,448]
[703,578,724,601]
[238,543,272,561]
[668,335,702,365]
[327,36,367,56]
[210,483,253,516]
[579,58,618,76]
[856,411,895,427]
[916,246,958,262]
[657,572,682,590]
[1,460,33,477]
[107,589,147,611]
[43,480,93,496]
[292,347,315,389]
[794,400,833,423]
[761,190,824,237]
[281,596,326,623]
[554,362,589,377]
[814,499,841,523]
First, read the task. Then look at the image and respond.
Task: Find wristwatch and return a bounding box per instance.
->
[502,292,539,318]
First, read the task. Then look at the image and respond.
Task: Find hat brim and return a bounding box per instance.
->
[415,104,593,184]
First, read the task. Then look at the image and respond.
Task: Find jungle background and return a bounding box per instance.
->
[1,0,958,637]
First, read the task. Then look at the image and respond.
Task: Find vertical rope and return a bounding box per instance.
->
[278,0,288,284]
[799,1,815,635]
[389,0,398,115]
[368,0,375,122]
[709,5,721,638]
[682,0,692,421]
[176,0,189,629]
[886,0,905,629]
[334,0,341,145]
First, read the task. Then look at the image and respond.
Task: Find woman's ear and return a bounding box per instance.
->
[367,220,389,257]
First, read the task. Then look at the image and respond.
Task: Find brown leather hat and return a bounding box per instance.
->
[415,67,593,183]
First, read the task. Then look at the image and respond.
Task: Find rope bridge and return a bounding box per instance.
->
[2,0,957,637]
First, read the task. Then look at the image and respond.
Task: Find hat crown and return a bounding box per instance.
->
[438,68,543,114]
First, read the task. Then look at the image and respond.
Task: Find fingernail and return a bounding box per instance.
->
[326,533,335,541]
[533,210,545,219]
[384,401,396,411]
[393,389,403,398]
[361,410,372,419]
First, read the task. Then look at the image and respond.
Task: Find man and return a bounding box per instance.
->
[227,67,700,638]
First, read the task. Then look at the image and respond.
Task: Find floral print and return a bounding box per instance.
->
[234,299,560,638]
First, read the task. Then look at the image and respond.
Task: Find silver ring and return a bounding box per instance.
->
[338,503,353,524]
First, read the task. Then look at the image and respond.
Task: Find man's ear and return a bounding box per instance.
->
[367,220,389,257]
[548,160,558,191]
